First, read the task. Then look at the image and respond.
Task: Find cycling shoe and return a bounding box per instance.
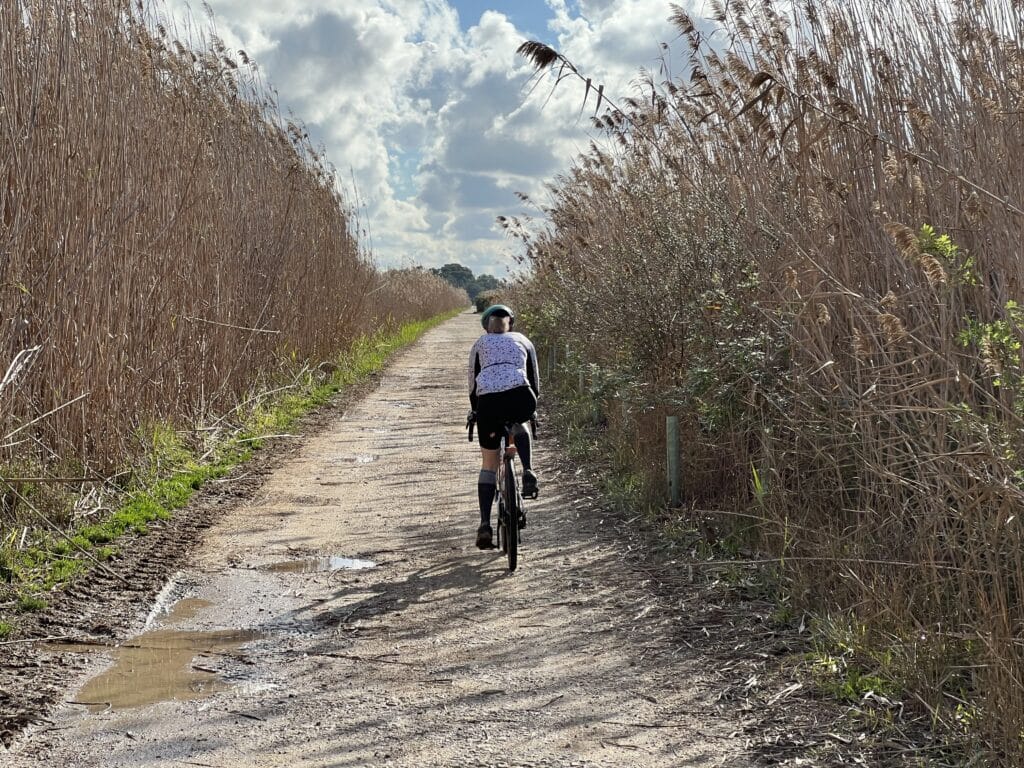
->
[522,469,539,499]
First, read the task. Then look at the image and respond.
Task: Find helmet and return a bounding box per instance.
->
[480,303,515,330]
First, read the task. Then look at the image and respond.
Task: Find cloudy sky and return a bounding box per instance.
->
[163,0,708,278]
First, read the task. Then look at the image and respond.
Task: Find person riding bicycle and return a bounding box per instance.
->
[467,303,539,549]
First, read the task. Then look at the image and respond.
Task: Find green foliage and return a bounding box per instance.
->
[0,620,12,639]
[957,299,1024,391]
[811,652,899,703]
[142,423,193,481]
[432,262,474,291]
[750,463,766,504]
[919,224,977,286]
[808,618,902,703]
[474,289,504,313]
[475,273,502,293]
[44,558,85,589]
[16,593,47,613]
[432,262,504,301]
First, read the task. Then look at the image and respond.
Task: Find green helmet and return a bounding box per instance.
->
[481,303,515,330]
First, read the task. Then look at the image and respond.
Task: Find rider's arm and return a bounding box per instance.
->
[525,339,540,398]
[467,343,481,410]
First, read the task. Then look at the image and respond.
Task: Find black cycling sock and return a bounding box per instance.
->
[513,430,532,472]
[478,470,497,525]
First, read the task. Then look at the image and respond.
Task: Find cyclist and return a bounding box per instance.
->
[467,303,539,549]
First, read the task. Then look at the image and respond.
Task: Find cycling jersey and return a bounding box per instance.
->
[468,331,540,408]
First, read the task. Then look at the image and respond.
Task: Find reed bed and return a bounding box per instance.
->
[516,0,1024,755]
[0,2,464,497]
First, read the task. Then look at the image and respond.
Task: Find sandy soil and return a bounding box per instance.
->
[4,313,755,767]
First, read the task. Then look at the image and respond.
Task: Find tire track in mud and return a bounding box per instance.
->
[4,312,752,767]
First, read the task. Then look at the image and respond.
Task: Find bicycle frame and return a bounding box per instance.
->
[468,414,530,571]
[494,425,520,571]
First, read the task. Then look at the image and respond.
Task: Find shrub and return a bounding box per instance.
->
[474,290,504,313]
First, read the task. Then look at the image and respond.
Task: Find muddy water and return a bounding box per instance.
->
[260,555,376,573]
[46,598,263,712]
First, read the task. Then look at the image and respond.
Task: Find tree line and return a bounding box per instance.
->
[429,263,503,301]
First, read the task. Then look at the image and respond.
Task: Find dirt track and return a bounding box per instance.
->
[5,313,753,767]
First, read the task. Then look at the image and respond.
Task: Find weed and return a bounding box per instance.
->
[809,650,900,704]
[16,594,47,613]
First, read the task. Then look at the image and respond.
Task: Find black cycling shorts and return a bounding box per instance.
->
[476,385,537,450]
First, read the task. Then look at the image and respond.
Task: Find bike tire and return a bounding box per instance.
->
[496,438,507,553]
[497,497,507,553]
[504,456,518,572]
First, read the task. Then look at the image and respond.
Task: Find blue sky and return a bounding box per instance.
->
[451,0,554,38]
[163,0,702,278]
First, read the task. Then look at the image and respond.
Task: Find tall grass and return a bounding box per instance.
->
[516,0,1024,755]
[0,3,464,520]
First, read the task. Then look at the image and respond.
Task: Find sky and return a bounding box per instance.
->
[161,0,711,279]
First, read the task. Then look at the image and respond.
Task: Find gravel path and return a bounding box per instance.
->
[6,312,750,767]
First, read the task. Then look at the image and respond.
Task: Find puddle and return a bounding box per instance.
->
[161,598,213,622]
[46,599,264,712]
[260,556,377,574]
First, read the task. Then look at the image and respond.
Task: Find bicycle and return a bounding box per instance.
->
[467,412,536,572]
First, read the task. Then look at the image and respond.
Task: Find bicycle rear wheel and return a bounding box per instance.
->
[495,438,507,553]
[496,495,507,553]
[503,456,518,572]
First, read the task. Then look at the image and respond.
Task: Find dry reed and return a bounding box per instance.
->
[0,2,464,491]
[516,0,1024,756]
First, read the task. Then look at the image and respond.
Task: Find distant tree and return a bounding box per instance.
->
[474,274,502,292]
[431,263,475,293]
[430,263,505,300]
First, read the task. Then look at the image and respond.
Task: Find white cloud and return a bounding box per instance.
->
[160,0,702,276]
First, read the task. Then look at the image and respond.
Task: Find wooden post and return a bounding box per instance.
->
[666,415,680,507]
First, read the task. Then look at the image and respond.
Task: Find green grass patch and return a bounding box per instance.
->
[16,593,47,613]
[43,558,86,589]
[809,649,901,703]
[0,310,459,610]
[804,615,906,712]
[0,620,13,639]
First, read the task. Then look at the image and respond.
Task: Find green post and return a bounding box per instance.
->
[666,415,680,507]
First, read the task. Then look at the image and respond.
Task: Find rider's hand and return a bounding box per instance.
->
[466,409,476,426]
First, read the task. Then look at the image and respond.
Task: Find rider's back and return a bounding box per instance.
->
[469,331,535,396]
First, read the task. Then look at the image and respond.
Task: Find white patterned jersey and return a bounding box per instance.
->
[468,331,540,402]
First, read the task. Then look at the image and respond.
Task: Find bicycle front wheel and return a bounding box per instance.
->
[503,457,518,572]
[497,495,507,553]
